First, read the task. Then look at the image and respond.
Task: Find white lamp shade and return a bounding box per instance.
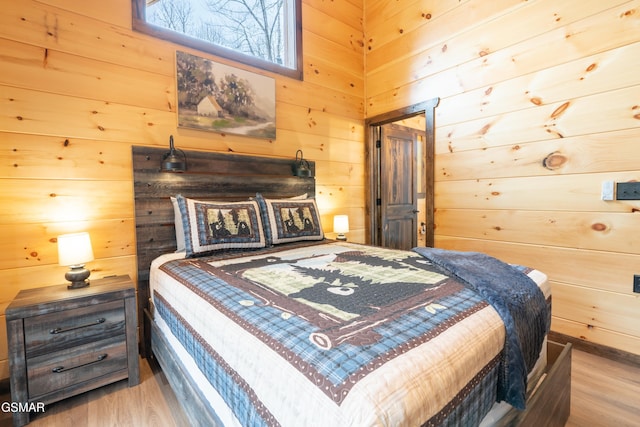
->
[58,232,94,266]
[333,215,350,234]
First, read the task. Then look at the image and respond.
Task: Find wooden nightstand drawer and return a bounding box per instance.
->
[24,300,125,358]
[27,334,128,399]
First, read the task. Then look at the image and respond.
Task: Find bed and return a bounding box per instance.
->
[132,146,571,426]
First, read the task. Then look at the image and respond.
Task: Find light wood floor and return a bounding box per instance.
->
[1,349,639,426]
[566,349,640,427]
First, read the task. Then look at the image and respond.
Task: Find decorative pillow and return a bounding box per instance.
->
[254,193,309,245]
[261,196,324,244]
[176,195,265,257]
[170,197,186,252]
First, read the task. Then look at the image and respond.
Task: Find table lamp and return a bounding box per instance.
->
[57,232,95,289]
[333,215,349,241]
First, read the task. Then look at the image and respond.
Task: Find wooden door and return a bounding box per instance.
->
[365,97,438,249]
[380,125,418,250]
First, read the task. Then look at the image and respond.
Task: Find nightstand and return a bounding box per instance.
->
[6,275,139,426]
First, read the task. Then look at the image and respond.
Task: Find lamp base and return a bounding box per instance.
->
[336,233,347,241]
[65,265,91,290]
[67,280,90,290]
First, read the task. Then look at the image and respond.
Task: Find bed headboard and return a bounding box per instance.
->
[132,145,315,352]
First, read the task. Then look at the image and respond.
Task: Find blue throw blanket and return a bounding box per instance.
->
[412,247,550,410]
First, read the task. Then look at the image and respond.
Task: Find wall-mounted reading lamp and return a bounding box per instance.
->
[161,135,187,172]
[293,149,312,177]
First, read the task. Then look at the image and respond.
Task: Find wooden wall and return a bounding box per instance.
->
[0,0,365,379]
[365,0,640,356]
[1,0,638,383]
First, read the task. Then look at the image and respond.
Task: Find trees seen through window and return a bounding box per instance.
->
[132,0,302,79]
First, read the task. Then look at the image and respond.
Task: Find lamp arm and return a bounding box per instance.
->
[164,135,177,158]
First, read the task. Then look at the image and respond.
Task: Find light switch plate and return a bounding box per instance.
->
[601,181,614,201]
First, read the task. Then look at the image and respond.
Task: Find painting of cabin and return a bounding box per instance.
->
[176,51,276,139]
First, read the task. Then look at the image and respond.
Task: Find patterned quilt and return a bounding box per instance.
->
[150,241,549,426]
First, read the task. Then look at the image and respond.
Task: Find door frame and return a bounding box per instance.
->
[365,97,439,247]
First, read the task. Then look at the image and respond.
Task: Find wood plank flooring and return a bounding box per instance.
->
[566,350,640,427]
[0,357,190,427]
[1,349,638,426]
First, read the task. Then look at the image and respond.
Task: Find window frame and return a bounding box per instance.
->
[131,0,303,80]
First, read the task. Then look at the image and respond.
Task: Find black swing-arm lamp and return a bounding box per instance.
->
[161,135,187,172]
[293,149,312,177]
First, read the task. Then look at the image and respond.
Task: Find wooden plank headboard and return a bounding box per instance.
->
[132,145,316,353]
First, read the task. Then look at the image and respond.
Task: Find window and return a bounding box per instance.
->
[132,0,302,80]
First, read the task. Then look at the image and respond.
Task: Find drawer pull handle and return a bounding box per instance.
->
[49,318,106,334]
[51,353,108,373]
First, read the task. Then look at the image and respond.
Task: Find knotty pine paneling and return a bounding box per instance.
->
[0,180,134,224]
[435,41,640,129]
[436,173,640,212]
[436,208,640,254]
[276,102,364,141]
[316,159,366,186]
[437,86,640,151]
[366,0,524,72]
[0,219,136,270]
[304,6,364,59]
[277,80,364,120]
[310,0,362,30]
[39,0,132,27]
[303,56,364,97]
[0,1,176,76]
[367,1,639,115]
[368,0,628,97]
[552,317,639,355]
[0,87,362,154]
[0,0,365,380]
[0,39,175,113]
[1,134,133,180]
[552,281,640,338]
[367,0,640,355]
[436,129,640,177]
[0,85,175,141]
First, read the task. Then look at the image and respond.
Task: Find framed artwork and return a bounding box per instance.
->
[176,50,276,139]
